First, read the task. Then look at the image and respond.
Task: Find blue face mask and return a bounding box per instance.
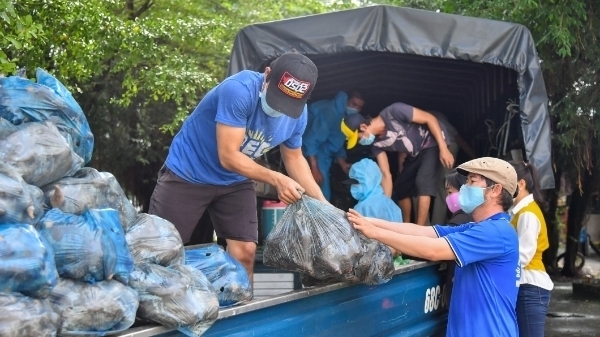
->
[359,133,375,146]
[458,184,487,213]
[346,107,359,115]
[260,89,284,118]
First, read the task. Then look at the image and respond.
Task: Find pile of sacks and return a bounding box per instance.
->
[0,68,254,337]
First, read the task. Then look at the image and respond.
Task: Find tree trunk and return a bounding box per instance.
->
[543,168,561,274]
[561,170,593,277]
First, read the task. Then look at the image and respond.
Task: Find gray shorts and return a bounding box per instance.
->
[394,146,441,199]
[148,166,258,244]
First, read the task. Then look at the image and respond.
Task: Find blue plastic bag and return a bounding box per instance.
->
[49,278,139,336]
[36,208,134,284]
[42,168,138,230]
[129,263,219,337]
[125,213,185,267]
[0,224,59,298]
[0,119,83,187]
[185,244,252,307]
[0,292,60,337]
[0,68,94,163]
[0,163,45,226]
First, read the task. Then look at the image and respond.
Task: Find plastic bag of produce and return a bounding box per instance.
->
[263,195,362,282]
[129,263,219,337]
[49,278,139,335]
[0,68,94,163]
[42,167,137,229]
[353,234,395,285]
[0,163,45,226]
[185,244,252,307]
[37,208,134,284]
[299,237,395,287]
[125,213,184,267]
[0,293,60,337]
[0,119,83,187]
[0,224,58,298]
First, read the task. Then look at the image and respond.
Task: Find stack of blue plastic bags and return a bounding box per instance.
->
[0,69,252,337]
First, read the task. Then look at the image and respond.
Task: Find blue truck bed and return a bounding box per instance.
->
[116,261,448,337]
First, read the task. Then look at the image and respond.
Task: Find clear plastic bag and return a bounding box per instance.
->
[263,195,394,285]
[185,244,252,307]
[263,195,362,282]
[0,292,60,337]
[42,167,138,230]
[0,68,94,163]
[125,213,185,267]
[49,278,139,336]
[36,208,134,284]
[0,224,59,298]
[0,162,45,226]
[0,119,83,187]
[129,263,219,337]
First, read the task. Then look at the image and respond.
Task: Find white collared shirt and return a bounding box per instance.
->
[508,194,554,290]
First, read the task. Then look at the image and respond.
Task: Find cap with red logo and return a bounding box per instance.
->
[265,52,318,119]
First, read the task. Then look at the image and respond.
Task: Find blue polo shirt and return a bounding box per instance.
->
[165,70,307,185]
[434,213,520,337]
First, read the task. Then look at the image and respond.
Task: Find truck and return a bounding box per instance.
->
[117,4,553,336]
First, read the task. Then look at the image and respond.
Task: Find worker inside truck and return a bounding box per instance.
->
[341,102,455,226]
[148,51,326,282]
[302,89,365,201]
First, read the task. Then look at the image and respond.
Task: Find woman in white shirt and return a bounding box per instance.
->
[508,161,554,337]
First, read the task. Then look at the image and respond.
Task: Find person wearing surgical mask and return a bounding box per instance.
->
[345,157,520,337]
[445,169,474,226]
[149,50,325,283]
[341,103,454,226]
[302,89,365,201]
[442,169,474,307]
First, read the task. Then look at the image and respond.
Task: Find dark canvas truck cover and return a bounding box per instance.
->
[228,5,555,189]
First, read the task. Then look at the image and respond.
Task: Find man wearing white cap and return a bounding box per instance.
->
[348,157,520,337]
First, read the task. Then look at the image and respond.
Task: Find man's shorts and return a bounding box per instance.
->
[394,146,441,199]
[148,166,258,244]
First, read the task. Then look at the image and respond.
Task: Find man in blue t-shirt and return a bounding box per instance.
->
[347,157,521,337]
[149,51,326,281]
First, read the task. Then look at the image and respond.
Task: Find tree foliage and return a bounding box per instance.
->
[1,0,354,210]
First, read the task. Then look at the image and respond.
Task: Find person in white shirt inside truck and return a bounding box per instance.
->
[148,51,326,282]
[347,157,521,337]
[340,103,454,226]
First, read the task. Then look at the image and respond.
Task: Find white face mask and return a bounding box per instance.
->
[260,88,284,118]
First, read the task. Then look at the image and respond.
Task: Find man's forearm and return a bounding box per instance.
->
[381,174,392,197]
[426,119,448,150]
[372,228,451,261]
[285,155,326,201]
[366,217,438,238]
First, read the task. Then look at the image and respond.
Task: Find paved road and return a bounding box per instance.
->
[545,255,600,337]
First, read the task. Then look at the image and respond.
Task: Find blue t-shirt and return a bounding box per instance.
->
[433,213,520,337]
[165,70,307,185]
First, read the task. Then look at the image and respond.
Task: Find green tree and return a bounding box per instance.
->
[3,0,354,211]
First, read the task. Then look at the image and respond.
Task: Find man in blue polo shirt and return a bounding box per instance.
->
[347,157,520,337]
[149,51,326,282]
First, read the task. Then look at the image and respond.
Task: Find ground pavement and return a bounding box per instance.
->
[545,254,600,337]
